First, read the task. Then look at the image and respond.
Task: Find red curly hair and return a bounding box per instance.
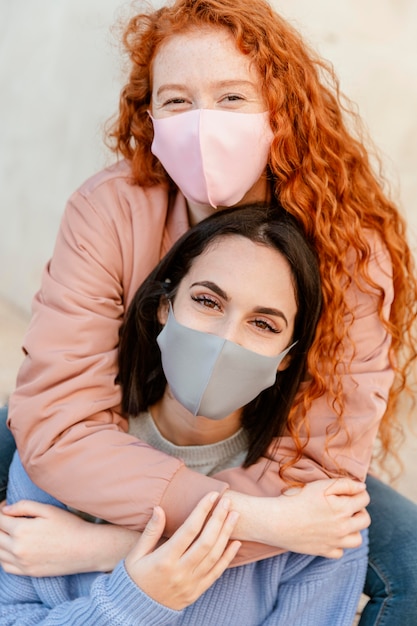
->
[107,0,417,480]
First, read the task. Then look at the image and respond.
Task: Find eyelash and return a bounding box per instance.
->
[191,295,281,334]
[162,94,245,107]
[163,98,187,106]
[224,94,244,101]
[191,294,219,309]
[254,320,280,334]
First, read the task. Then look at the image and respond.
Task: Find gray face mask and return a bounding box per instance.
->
[156,304,295,420]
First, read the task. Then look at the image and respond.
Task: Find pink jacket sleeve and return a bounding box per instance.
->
[9,169,228,533]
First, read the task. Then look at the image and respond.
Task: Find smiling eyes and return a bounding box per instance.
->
[190,294,281,334]
[161,93,245,111]
[163,98,186,106]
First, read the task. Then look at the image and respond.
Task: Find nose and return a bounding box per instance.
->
[220,320,243,346]
[194,95,216,110]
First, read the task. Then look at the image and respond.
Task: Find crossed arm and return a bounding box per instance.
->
[0,476,369,581]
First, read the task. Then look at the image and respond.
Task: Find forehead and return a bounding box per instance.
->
[151,27,259,85]
[183,235,296,303]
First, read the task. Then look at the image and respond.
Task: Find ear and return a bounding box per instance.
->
[157,296,170,326]
[277,353,292,372]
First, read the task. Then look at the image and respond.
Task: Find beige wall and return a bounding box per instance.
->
[1,0,416,312]
[274,0,417,240]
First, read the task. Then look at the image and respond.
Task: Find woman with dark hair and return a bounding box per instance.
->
[119,205,322,467]
[0,205,369,625]
[1,0,417,623]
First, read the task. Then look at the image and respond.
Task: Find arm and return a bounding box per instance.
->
[0,477,369,576]
[7,169,386,563]
[225,478,370,556]
[0,492,240,625]
[0,500,139,576]
[0,509,180,626]
[0,454,241,621]
[8,170,228,532]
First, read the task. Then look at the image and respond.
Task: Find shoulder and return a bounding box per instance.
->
[68,159,170,222]
[72,159,168,211]
[76,160,135,196]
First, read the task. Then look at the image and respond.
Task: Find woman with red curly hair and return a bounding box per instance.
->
[1,0,416,623]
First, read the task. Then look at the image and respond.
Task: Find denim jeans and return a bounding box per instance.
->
[360,473,417,626]
[0,406,16,501]
[0,406,416,624]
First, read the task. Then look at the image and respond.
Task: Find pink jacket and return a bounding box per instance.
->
[9,160,394,565]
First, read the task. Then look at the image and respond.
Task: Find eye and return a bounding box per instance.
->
[225,94,244,101]
[219,93,245,105]
[251,318,281,334]
[159,97,192,113]
[163,98,186,105]
[191,295,221,310]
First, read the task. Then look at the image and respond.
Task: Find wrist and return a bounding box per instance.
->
[91,524,139,573]
[225,490,284,546]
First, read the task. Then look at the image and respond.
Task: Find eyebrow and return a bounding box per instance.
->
[190,281,289,327]
[155,84,184,98]
[191,281,228,300]
[155,80,258,99]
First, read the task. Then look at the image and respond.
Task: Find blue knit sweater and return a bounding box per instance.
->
[0,454,368,626]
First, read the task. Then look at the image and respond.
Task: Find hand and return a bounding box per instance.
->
[228,477,370,558]
[277,478,370,558]
[125,492,241,610]
[0,500,139,576]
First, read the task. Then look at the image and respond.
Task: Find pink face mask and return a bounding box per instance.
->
[150,109,274,208]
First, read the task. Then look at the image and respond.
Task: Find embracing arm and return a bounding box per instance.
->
[0,476,369,576]
[7,169,385,564]
[8,170,228,532]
